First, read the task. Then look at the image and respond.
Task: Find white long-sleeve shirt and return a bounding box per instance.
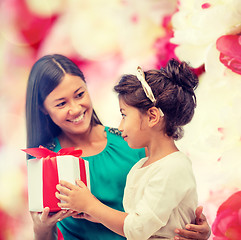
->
[123,151,198,240]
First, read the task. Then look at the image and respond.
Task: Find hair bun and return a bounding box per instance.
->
[165,59,199,94]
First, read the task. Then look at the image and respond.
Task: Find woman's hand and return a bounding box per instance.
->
[31,207,77,240]
[174,206,211,240]
[72,212,100,223]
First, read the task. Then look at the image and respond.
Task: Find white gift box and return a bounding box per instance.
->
[24,148,90,212]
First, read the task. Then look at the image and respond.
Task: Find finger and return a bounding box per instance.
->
[175,228,202,239]
[195,206,203,220]
[174,236,192,240]
[68,210,79,217]
[59,180,75,189]
[72,213,84,219]
[41,207,50,222]
[186,223,206,233]
[56,184,71,195]
[55,191,68,202]
[57,201,70,209]
[75,179,86,188]
[53,209,69,222]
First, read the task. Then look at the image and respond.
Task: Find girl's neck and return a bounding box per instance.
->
[143,134,178,167]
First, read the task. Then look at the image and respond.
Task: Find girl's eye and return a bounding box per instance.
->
[76,91,84,98]
[121,113,126,119]
[55,101,66,107]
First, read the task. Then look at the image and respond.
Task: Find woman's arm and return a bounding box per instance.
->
[56,180,128,237]
[31,207,77,240]
[174,206,211,240]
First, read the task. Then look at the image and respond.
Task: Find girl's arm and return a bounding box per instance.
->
[56,180,128,237]
[31,207,77,240]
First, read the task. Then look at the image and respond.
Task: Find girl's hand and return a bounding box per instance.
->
[31,207,77,239]
[174,206,211,240]
[56,179,96,213]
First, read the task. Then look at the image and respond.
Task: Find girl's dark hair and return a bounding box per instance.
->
[26,54,102,153]
[114,58,199,140]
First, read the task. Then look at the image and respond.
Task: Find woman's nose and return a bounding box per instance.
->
[68,101,81,115]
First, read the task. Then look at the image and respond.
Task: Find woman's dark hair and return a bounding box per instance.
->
[114,58,199,140]
[26,54,102,153]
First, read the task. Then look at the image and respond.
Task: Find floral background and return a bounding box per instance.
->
[0,0,240,239]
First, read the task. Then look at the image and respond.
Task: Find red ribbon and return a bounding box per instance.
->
[42,156,60,211]
[23,146,84,212]
[22,146,83,158]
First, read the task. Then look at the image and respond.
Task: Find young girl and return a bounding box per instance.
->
[56,59,200,240]
[26,54,210,240]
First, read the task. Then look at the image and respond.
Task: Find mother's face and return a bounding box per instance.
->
[43,74,94,137]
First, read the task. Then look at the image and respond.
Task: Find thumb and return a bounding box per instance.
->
[195,206,205,225]
[195,206,203,219]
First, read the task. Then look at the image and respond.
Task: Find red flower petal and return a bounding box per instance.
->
[217,191,241,214]
[216,35,241,61]
[219,53,241,75]
[216,34,241,75]
[202,3,211,9]
[225,227,241,240]
[11,0,58,51]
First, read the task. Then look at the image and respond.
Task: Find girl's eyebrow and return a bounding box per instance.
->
[54,87,83,102]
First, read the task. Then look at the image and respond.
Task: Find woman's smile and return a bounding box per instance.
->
[68,111,85,124]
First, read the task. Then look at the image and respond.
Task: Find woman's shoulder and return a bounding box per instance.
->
[105,126,146,157]
[105,126,122,137]
[42,139,58,151]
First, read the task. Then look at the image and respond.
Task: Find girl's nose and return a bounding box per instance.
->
[118,119,124,132]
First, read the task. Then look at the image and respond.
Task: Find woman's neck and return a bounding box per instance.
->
[58,125,107,157]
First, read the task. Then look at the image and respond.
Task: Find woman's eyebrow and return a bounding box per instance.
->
[74,86,83,94]
[54,87,84,102]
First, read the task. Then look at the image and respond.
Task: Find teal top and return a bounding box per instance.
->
[56,126,146,240]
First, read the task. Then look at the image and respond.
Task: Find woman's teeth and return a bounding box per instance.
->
[71,113,84,123]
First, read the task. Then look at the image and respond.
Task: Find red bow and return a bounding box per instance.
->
[22,146,82,158]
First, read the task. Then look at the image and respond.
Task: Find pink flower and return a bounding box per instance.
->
[0,209,18,240]
[154,15,178,69]
[9,0,58,51]
[212,191,241,240]
[154,15,205,77]
[216,34,241,75]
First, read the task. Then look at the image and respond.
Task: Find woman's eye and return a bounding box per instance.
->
[56,102,66,107]
[76,91,84,98]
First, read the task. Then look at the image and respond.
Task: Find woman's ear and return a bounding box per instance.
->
[39,106,48,115]
[147,107,161,127]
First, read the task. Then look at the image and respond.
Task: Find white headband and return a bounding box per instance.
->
[136,66,164,117]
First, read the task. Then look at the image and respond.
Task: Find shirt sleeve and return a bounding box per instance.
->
[123,156,195,240]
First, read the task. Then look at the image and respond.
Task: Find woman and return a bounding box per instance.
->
[26,54,211,240]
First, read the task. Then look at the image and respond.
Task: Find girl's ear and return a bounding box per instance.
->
[147,107,162,127]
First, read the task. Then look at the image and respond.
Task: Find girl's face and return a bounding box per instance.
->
[43,74,93,137]
[118,97,149,149]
